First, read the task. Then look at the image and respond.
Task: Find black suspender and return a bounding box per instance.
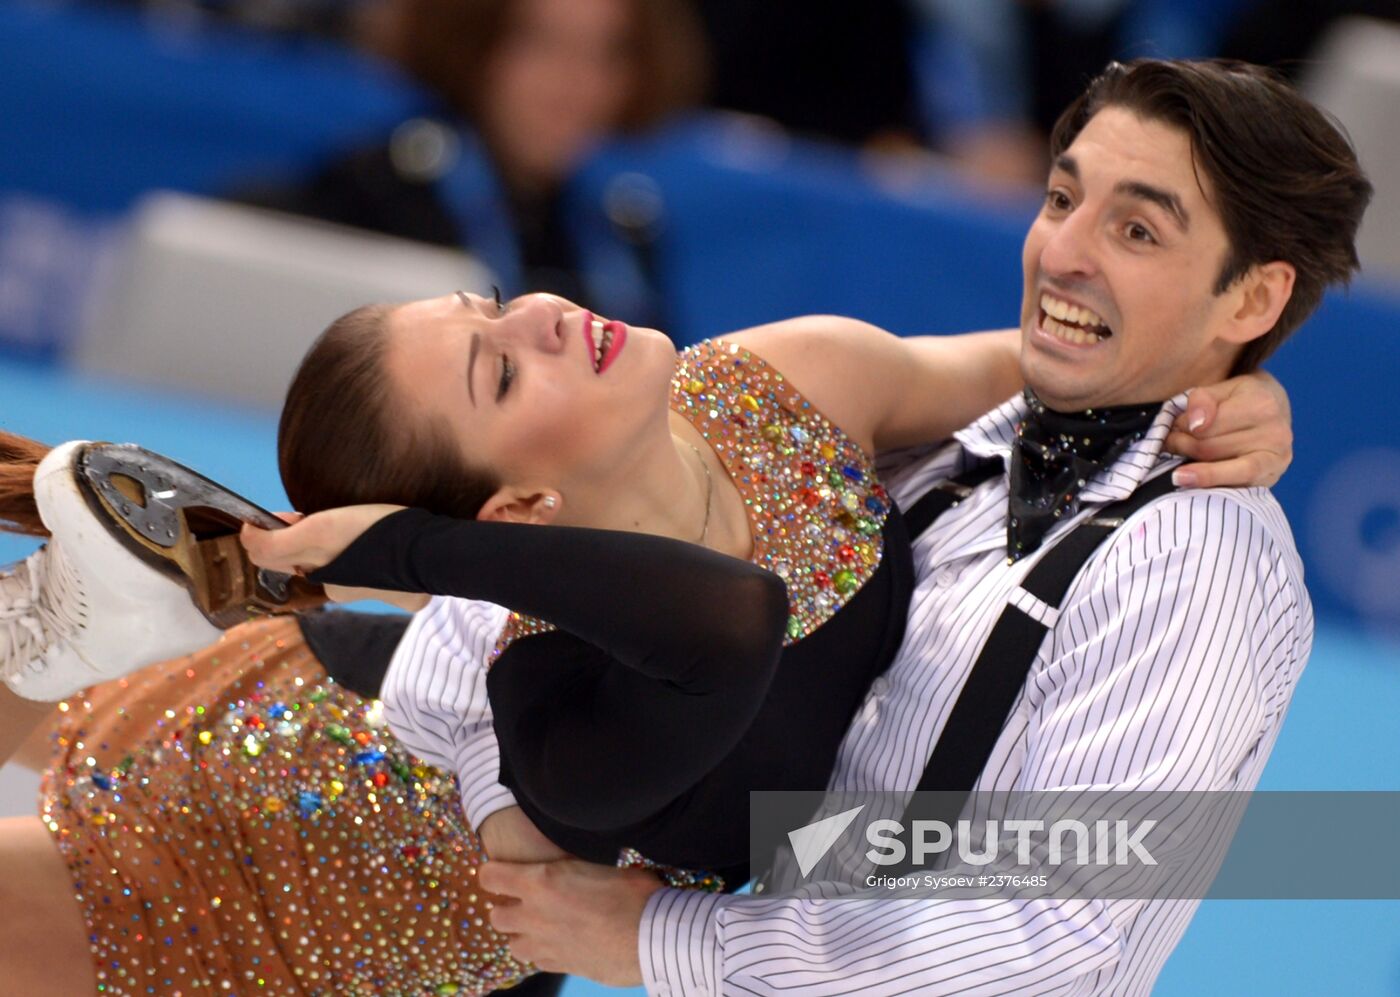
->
[906,463,1178,800]
[754,459,1179,886]
[902,459,1004,537]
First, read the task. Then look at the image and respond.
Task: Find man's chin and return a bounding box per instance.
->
[1021,361,1101,412]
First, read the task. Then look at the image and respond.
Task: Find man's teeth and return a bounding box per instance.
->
[1043,315,1102,345]
[1040,293,1109,338]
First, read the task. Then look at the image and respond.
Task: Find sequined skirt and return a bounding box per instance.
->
[39,616,531,996]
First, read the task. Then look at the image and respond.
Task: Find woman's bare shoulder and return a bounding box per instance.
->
[720,317,906,451]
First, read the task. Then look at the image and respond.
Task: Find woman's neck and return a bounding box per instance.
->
[559,413,752,561]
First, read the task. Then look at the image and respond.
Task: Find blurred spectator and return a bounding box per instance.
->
[237,0,707,319]
[1219,0,1400,78]
[912,0,1248,188]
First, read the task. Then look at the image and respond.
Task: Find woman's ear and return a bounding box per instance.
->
[476,487,563,525]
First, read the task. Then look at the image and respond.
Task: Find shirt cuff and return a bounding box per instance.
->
[639,887,732,997]
[460,780,518,830]
[453,734,518,829]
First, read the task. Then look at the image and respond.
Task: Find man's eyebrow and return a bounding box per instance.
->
[1115,180,1190,231]
[1053,155,1191,232]
[467,330,480,407]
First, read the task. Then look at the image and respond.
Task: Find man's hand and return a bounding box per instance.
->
[1168,370,1292,488]
[479,859,664,986]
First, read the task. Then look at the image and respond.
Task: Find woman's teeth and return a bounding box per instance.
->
[1040,292,1110,345]
[591,319,612,371]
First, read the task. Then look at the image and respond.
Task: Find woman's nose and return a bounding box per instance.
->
[502,293,568,353]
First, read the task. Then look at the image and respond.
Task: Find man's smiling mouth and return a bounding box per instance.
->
[1039,292,1113,345]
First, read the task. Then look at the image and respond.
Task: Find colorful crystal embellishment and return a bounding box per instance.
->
[493,338,889,659]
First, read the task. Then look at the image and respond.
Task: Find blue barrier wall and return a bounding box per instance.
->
[0,1,425,355]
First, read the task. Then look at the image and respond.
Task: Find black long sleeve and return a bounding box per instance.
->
[310,509,789,830]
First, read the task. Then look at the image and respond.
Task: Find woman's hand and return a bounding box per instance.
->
[1167,371,1292,489]
[241,506,428,611]
[240,504,406,576]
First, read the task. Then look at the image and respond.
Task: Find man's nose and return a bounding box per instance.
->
[1038,209,1100,281]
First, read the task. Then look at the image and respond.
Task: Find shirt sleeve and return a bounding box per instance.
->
[380,595,519,828]
[639,490,1312,995]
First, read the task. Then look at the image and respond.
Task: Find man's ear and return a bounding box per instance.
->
[1222,261,1296,345]
[476,487,563,525]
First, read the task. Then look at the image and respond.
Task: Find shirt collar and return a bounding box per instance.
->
[953,391,1188,503]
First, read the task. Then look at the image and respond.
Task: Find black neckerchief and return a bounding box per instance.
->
[1007,389,1163,561]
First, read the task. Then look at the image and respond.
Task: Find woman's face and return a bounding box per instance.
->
[480,0,638,186]
[383,291,677,500]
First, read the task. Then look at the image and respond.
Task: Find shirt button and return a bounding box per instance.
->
[857,678,890,724]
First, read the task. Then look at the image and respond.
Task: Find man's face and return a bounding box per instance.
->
[1019,106,1244,410]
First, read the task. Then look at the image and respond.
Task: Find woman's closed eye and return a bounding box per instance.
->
[497,353,516,400]
[455,288,509,317]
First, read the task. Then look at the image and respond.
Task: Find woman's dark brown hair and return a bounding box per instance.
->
[382,0,708,131]
[0,430,51,537]
[278,305,500,518]
[1048,59,1374,374]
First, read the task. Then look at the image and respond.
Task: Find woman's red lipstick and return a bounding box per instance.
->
[598,321,627,374]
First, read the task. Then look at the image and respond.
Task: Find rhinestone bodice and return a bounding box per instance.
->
[494,339,891,657]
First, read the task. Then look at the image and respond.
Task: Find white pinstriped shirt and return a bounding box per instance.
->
[381,393,1313,996]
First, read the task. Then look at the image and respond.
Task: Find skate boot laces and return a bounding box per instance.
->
[0,542,89,683]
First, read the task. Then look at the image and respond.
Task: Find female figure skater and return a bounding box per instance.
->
[0,293,1290,995]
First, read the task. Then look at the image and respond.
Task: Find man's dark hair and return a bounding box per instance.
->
[1049,59,1373,374]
